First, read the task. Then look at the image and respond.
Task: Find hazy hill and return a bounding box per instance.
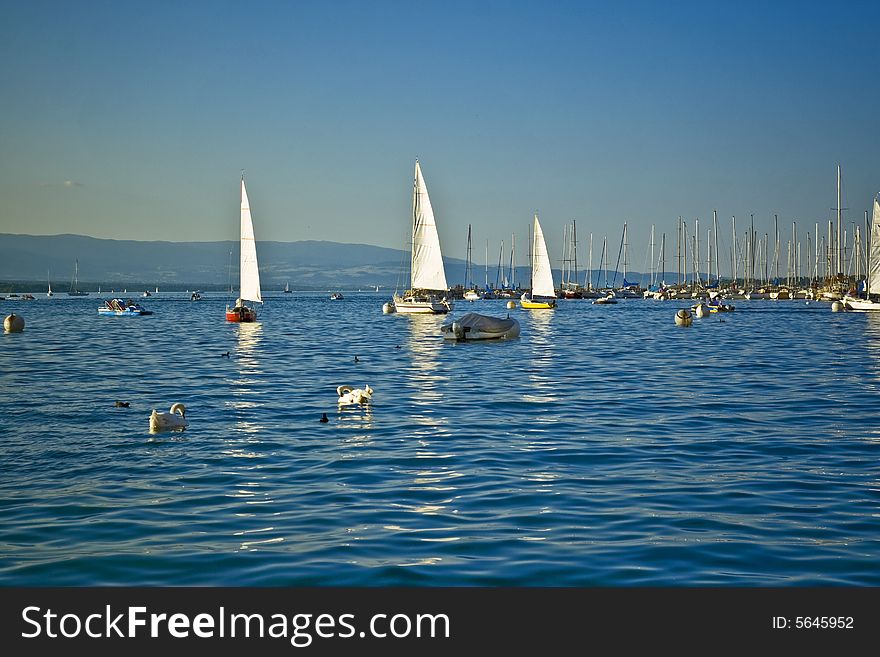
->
[0,233,665,291]
[0,233,466,290]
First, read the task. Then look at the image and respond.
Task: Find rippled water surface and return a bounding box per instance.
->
[1,293,879,585]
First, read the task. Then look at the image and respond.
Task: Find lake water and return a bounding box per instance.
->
[1,292,879,585]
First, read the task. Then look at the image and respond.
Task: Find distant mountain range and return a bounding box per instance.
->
[0,233,664,291]
[0,233,463,291]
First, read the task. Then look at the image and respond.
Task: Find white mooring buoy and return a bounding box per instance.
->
[674,309,693,327]
[4,313,24,333]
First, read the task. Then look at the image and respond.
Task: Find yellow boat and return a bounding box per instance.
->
[520,214,558,310]
[520,295,556,309]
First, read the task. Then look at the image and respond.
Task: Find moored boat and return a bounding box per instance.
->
[441,312,520,341]
[843,196,880,310]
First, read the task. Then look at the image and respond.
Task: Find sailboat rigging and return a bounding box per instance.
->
[67,259,88,296]
[520,213,557,309]
[392,161,452,314]
[225,176,263,322]
[844,195,880,310]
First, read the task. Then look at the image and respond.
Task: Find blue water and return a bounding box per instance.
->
[1,292,879,585]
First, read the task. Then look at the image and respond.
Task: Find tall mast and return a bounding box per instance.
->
[650,224,655,287]
[694,218,700,287]
[713,210,719,285]
[677,217,682,287]
[750,213,755,290]
[465,224,473,288]
[827,220,833,282]
[485,239,489,288]
[572,220,578,290]
[560,223,568,287]
[496,240,504,289]
[774,214,779,284]
[706,228,711,288]
[600,236,608,289]
[660,232,666,285]
[836,164,842,275]
[587,233,593,290]
[764,233,769,285]
[509,233,516,289]
[528,221,534,292]
[732,216,737,288]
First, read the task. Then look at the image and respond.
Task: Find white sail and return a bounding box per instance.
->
[869,196,880,296]
[531,214,556,297]
[239,177,262,303]
[410,161,448,291]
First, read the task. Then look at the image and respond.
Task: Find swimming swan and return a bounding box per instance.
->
[337,385,373,406]
[150,403,189,432]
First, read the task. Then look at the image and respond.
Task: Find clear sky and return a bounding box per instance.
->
[1,0,878,269]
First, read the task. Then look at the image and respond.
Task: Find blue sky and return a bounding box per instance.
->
[1,0,878,268]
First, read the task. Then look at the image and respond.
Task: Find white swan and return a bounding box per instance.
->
[337,385,373,406]
[150,403,189,432]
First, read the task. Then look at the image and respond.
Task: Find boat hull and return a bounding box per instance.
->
[441,313,521,341]
[520,300,556,309]
[843,296,880,311]
[393,295,452,314]
[226,307,257,322]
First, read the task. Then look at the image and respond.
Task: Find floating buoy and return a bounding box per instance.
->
[694,303,710,318]
[4,313,24,333]
[674,309,693,326]
[382,302,395,314]
[506,300,516,309]
[831,301,844,312]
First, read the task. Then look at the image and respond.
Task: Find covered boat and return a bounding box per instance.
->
[98,298,153,316]
[441,312,520,341]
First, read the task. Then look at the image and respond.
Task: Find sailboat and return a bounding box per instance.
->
[520,214,557,309]
[225,176,263,322]
[67,259,88,296]
[843,195,880,310]
[283,281,291,293]
[47,270,53,298]
[463,224,482,301]
[392,161,453,314]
